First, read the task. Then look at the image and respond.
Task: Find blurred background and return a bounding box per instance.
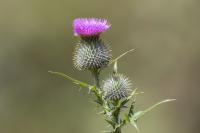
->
[0,0,200,133]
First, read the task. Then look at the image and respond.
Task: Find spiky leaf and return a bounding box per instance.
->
[128,102,135,117]
[131,99,176,121]
[109,49,135,65]
[48,71,90,88]
[105,119,116,128]
[131,120,140,132]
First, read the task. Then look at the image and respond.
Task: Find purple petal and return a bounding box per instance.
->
[73,18,111,37]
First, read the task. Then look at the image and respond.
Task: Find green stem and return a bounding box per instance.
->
[113,127,121,133]
[105,101,123,133]
[91,69,123,133]
[91,69,100,89]
[91,69,104,106]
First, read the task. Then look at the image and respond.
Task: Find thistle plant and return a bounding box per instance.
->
[49,18,175,133]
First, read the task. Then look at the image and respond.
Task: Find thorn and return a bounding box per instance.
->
[101,130,110,133]
[97,111,105,115]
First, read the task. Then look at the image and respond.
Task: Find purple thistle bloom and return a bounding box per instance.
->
[73,18,111,37]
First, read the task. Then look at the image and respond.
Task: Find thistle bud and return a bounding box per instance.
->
[73,38,111,70]
[102,74,132,100]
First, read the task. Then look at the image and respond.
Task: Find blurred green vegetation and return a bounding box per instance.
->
[0,0,200,133]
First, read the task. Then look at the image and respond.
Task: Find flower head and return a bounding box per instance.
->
[102,74,132,100]
[73,18,111,37]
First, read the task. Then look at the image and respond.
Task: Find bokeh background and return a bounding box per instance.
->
[0,0,200,133]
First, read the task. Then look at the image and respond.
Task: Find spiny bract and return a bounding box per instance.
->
[102,73,132,100]
[73,39,111,70]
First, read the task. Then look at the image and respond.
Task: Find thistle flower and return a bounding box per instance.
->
[73,39,111,70]
[73,18,111,37]
[102,73,132,100]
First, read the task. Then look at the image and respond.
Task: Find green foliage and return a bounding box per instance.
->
[129,99,176,131]
[109,49,135,65]
[48,71,91,88]
[131,99,176,121]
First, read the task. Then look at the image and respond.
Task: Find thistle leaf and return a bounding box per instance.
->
[131,99,176,121]
[128,102,135,117]
[105,119,116,128]
[124,114,129,122]
[101,131,111,133]
[120,88,138,107]
[48,71,90,88]
[94,98,103,105]
[109,49,135,65]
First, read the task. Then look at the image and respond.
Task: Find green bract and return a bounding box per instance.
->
[73,37,111,70]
